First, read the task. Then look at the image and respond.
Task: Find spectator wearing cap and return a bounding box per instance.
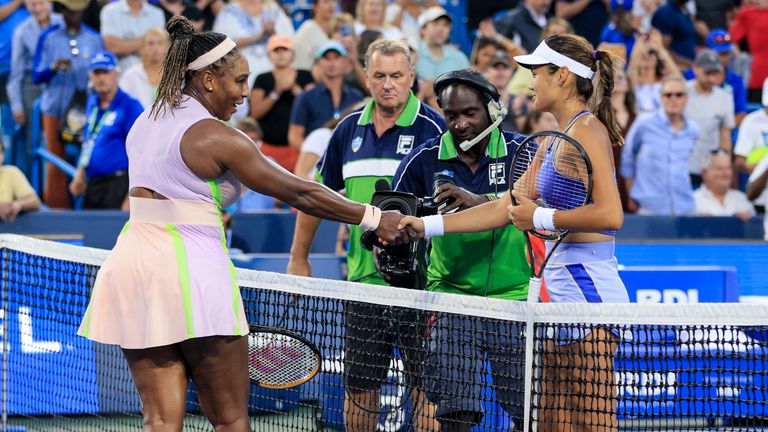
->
[651,0,701,68]
[32,0,103,208]
[683,29,747,125]
[7,0,62,171]
[599,0,637,59]
[293,0,337,71]
[685,49,735,186]
[735,78,768,175]
[729,0,768,105]
[118,28,169,108]
[100,0,164,72]
[416,6,469,80]
[213,0,294,84]
[484,52,523,132]
[69,51,143,209]
[288,41,364,152]
[250,34,314,172]
[495,0,553,54]
[555,0,609,48]
[623,76,698,215]
[694,150,755,220]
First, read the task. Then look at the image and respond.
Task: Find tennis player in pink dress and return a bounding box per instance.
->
[78,16,405,432]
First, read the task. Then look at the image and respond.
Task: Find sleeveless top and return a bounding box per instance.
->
[127,96,243,208]
[536,109,617,236]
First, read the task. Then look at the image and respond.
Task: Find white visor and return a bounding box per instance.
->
[513,40,595,80]
[186,37,237,71]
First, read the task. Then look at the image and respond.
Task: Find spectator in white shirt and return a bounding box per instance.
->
[355,0,402,40]
[734,77,768,175]
[100,0,165,71]
[119,28,169,108]
[293,0,337,70]
[212,0,293,83]
[385,0,428,48]
[694,150,755,220]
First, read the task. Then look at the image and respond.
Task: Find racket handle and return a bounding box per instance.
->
[527,277,542,303]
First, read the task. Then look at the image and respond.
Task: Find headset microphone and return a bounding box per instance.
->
[458,113,504,151]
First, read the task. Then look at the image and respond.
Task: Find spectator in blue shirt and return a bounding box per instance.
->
[622,76,698,215]
[32,0,102,208]
[69,51,142,209]
[0,0,30,158]
[600,0,637,59]
[287,40,364,150]
[682,29,748,125]
[7,0,62,168]
[651,0,699,67]
[0,0,28,79]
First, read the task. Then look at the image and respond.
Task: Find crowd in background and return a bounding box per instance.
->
[0,0,767,233]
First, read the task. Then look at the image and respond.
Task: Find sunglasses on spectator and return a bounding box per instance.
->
[69,39,80,56]
[662,92,686,98]
[711,34,732,44]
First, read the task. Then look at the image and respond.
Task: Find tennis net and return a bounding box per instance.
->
[1,234,767,431]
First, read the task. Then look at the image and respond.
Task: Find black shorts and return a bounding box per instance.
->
[343,301,428,392]
[84,171,128,209]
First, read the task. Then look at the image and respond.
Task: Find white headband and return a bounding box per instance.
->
[186,38,236,71]
[513,40,596,80]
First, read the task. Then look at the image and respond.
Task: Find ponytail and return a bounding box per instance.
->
[591,50,623,146]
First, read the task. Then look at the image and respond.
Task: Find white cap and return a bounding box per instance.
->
[763,76,768,107]
[418,6,451,28]
[513,40,596,80]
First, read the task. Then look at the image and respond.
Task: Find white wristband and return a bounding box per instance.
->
[533,207,557,231]
[359,204,382,232]
[422,215,445,238]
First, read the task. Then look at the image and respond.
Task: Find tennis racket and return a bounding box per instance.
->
[247,299,322,389]
[509,130,593,301]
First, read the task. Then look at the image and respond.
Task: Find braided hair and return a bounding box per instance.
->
[150,16,241,118]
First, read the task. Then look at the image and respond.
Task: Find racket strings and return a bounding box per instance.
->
[248,331,319,388]
[511,133,591,239]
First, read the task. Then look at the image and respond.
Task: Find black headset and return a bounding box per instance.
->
[433,69,508,123]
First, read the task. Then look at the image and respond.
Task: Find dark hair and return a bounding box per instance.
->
[472,37,500,66]
[150,16,241,118]
[544,34,623,146]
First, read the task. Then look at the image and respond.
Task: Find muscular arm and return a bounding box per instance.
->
[441,192,513,233]
[747,169,768,201]
[183,120,367,223]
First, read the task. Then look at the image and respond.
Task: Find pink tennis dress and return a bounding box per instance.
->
[78,97,248,349]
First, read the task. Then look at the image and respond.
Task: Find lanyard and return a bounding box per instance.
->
[78,107,112,169]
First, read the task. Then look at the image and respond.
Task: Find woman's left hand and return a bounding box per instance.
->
[507,190,536,231]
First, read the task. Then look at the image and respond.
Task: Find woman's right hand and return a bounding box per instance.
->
[397,216,425,240]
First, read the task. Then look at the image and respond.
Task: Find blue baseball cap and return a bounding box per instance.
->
[315,41,347,60]
[611,0,633,11]
[706,29,733,53]
[89,51,118,72]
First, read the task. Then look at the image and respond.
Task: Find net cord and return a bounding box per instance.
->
[1,249,7,432]
[1,234,767,326]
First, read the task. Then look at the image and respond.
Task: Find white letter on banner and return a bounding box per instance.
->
[0,309,6,353]
[636,289,662,303]
[20,307,61,353]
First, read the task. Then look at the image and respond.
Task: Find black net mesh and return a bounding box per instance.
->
[1,237,767,431]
